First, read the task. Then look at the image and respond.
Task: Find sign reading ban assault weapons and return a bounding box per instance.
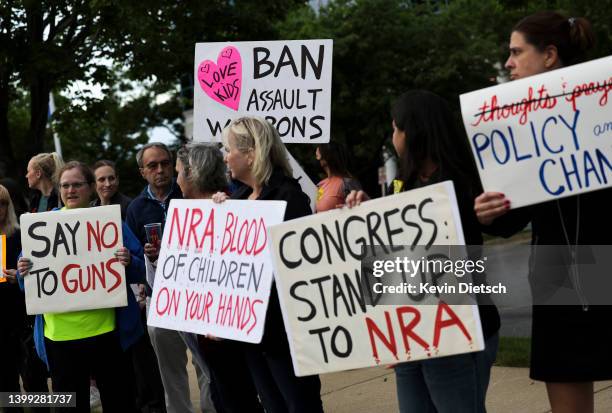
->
[267,182,484,376]
[20,205,127,315]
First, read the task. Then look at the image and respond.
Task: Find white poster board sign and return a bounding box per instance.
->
[20,205,127,314]
[287,150,317,212]
[193,39,333,143]
[147,199,286,343]
[268,181,484,376]
[460,55,612,208]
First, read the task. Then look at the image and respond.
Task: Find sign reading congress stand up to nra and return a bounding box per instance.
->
[267,182,485,376]
[193,39,333,144]
[460,55,612,208]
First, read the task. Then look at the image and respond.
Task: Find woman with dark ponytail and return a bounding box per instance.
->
[475,11,608,413]
[346,90,500,413]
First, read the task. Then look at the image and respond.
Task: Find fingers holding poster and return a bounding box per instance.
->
[194,40,333,143]
[0,234,6,282]
[146,199,286,343]
[19,205,126,314]
[267,181,485,376]
[460,55,612,208]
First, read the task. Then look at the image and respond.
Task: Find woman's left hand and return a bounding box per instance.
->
[2,269,18,284]
[115,247,131,267]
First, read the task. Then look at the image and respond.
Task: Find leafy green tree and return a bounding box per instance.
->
[279,0,612,194]
[1,0,306,185]
[0,0,126,178]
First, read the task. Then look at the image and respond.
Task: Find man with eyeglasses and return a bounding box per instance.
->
[126,143,181,246]
[125,142,182,413]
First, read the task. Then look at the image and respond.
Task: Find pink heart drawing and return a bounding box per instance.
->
[197,46,242,111]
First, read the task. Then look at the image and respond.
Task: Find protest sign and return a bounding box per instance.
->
[267,181,484,376]
[193,39,333,143]
[0,234,6,283]
[147,199,286,343]
[20,205,126,314]
[460,55,612,208]
[287,150,317,212]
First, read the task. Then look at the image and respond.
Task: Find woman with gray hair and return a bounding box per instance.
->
[167,142,264,412]
[213,116,323,413]
[144,143,231,413]
[175,143,228,198]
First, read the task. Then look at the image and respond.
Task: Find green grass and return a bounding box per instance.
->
[495,336,531,368]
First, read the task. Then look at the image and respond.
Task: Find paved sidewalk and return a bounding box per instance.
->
[188,361,612,412]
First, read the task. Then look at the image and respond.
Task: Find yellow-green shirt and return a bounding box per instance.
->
[44,309,115,341]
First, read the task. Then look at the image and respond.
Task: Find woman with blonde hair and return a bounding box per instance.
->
[0,185,49,398]
[26,152,64,212]
[0,184,24,394]
[213,117,323,413]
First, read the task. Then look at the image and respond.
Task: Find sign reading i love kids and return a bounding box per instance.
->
[193,40,333,144]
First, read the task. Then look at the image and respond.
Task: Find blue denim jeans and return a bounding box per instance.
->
[395,333,499,413]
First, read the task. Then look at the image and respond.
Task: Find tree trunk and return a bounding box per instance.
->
[26,77,51,161]
[24,1,51,165]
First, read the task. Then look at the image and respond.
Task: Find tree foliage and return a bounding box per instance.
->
[279,0,612,194]
[1,0,305,191]
[2,0,611,198]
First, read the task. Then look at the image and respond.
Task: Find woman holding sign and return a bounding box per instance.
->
[162,142,263,412]
[347,91,501,413]
[213,116,323,413]
[144,143,251,413]
[18,161,145,412]
[473,11,607,413]
[0,184,23,393]
[0,184,51,401]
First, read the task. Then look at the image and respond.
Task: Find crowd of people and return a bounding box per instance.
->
[0,9,607,413]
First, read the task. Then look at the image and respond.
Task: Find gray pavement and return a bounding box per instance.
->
[186,359,612,412]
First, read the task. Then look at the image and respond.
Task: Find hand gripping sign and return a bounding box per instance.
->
[460,55,612,208]
[0,234,6,283]
[147,199,286,343]
[267,181,485,376]
[20,205,127,314]
[193,39,333,144]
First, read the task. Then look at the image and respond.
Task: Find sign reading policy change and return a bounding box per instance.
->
[460,55,612,208]
[20,205,127,315]
[147,199,286,343]
[193,39,333,143]
[267,182,484,376]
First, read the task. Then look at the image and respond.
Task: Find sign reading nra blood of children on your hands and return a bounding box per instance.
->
[147,199,286,343]
[460,55,612,209]
[20,205,127,315]
[267,182,484,376]
[193,39,333,143]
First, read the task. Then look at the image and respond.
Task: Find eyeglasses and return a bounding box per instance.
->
[143,160,171,171]
[59,181,89,190]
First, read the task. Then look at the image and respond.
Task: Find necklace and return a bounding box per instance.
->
[556,195,588,311]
